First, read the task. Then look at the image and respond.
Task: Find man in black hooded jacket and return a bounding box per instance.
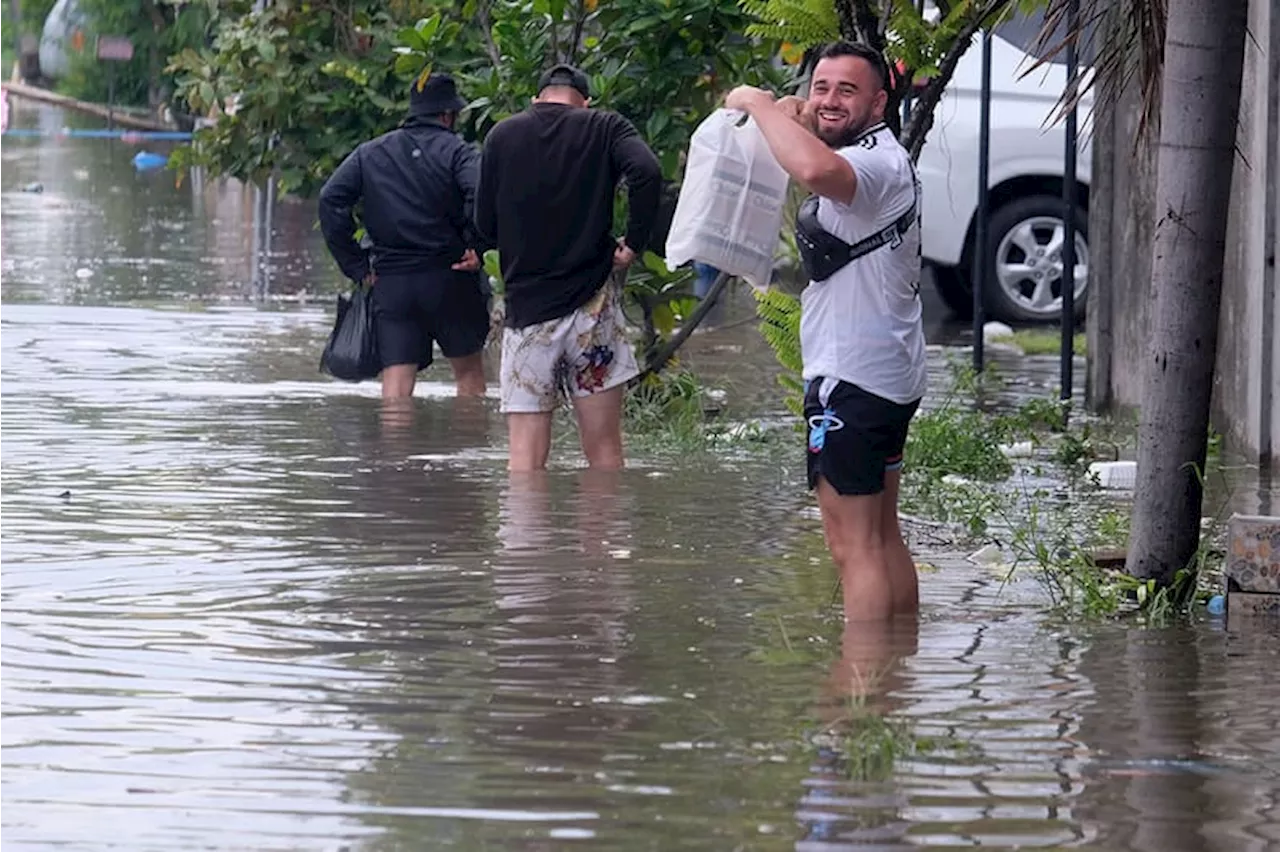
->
[319,74,490,399]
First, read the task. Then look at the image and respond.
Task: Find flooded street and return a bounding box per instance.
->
[4,100,1280,850]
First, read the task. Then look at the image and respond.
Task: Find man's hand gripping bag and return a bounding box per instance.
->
[664,109,789,290]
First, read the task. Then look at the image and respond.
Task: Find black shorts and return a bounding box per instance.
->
[803,377,921,496]
[371,268,490,371]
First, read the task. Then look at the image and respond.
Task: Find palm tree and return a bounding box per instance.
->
[1127,0,1248,586]
[1037,0,1249,587]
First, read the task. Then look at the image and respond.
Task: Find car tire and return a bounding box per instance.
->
[981,195,1088,324]
[928,262,974,320]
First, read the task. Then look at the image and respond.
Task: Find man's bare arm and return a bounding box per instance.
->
[725,86,856,205]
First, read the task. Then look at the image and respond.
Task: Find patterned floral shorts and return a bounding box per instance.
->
[500,284,640,413]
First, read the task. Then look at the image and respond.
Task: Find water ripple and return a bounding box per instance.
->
[4,107,1280,849]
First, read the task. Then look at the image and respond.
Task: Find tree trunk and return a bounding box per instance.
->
[1126,0,1248,585]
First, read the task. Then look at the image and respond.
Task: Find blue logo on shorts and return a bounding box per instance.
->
[807,408,844,453]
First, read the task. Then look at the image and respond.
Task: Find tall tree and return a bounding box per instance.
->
[1127,0,1248,585]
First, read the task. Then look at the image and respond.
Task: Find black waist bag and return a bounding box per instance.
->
[795,194,918,283]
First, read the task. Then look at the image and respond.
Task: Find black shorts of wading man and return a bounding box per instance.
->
[723,40,928,623]
[371,266,490,374]
[318,72,491,400]
[804,378,920,496]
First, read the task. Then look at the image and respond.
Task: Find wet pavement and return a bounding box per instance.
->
[4,99,1280,850]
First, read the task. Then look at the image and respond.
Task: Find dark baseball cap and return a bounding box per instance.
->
[408,73,466,115]
[537,63,590,99]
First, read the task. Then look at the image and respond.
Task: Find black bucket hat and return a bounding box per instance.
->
[409,73,467,115]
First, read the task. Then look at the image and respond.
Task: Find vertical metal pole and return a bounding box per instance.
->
[262,162,276,297]
[248,0,271,297]
[1060,0,1079,404]
[106,64,116,131]
[971,28,992,373]
[190,166,204,216]
[249,182,263,295]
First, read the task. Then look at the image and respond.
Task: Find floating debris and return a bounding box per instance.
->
[132,151,169,171]
[1088,460,1137,490]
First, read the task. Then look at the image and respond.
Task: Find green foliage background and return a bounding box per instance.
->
[168,0,793,197]
[3,0,56,41]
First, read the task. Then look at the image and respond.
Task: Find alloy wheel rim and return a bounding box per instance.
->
[994,215,1089,317]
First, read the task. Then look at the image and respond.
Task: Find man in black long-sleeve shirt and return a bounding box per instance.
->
[475,64,662,471]
[319,74,490,400]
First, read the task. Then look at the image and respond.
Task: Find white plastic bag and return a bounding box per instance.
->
[664,109,790,290]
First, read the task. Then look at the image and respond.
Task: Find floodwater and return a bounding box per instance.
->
[4,99,1280,851]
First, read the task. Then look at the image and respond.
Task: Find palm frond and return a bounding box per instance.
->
[1025,0,1167,143]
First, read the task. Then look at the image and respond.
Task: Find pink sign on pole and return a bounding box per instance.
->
[96,36,134,62]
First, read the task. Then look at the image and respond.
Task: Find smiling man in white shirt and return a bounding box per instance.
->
[726,41,926,623]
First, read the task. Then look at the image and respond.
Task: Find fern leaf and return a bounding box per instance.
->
[753,288,806,416]
[741,0,840,48]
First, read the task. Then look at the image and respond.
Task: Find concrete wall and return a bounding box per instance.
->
[1212,0,1278,468]
[1088,0,1278,468]
[1085,44,1158,413]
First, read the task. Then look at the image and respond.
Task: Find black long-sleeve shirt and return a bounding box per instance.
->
[318,116,489,282]
[475,103,663,329]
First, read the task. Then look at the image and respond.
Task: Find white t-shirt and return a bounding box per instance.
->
[799,123,927,405]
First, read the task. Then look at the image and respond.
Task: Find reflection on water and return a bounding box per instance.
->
[4,99,1280,850]
[1,100,333,305]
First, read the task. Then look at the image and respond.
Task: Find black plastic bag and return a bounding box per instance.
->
[320,286,381,382]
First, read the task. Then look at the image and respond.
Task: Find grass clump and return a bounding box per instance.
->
[895,359,1225,623]
[625,369,709,441]
[986,327,1087,356]
[907,408,1012,481]
[621,368,787,454]
[812,687,982,782]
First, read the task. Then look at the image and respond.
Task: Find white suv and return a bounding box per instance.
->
[916,13,1092,323]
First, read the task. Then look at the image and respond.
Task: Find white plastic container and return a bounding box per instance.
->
[1088,460,1137,490]
[664,109,790,290]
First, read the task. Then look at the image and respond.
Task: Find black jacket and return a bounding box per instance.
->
[318,116,489,281]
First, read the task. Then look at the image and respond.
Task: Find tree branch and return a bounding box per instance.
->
[640,272,732,378]
[902,0,1012,160]
[568,0,589,64]
[845,0,888,53]
[832,0,860,41]
[475,0,503,67]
